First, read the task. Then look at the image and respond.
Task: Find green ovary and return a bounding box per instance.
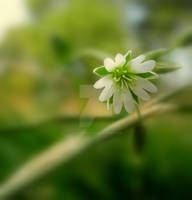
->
[112,66,136,89]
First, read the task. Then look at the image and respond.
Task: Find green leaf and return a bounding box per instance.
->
[137,72,158,79]
[123,51,132,67]
[51,35,71,64]
[176,32,192,47]
[154,63,181,74]
[93,66,110,76]
[144,48,171,61]
[109,96,113,104]
[125,51,132,63]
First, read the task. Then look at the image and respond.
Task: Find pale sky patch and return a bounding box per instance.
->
[0,0,28,40]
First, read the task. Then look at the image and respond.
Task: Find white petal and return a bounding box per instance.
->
[121,90,135,113]
[113,91,123,114]
[99,86,115,102]
[93,75,112,89]
[115,53,126,66]
[130,55,145,73]
[139,60,156,73]
[136,78,157,93]
[130,54,156,73]
[133,87,150,101]
[104,58,115,72]
[131,55,145,65]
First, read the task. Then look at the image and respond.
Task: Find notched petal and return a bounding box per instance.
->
[113,91,123,114]
[93,76,112,89]
[104,58,115,72]
[99,86,115,102]
[115,53,126,66]
[122,90,135,113]
[136,77,157,93]
[130,54,156,73]
[131,55,146,65]
[133,87,151,101]
[140,60,156,72]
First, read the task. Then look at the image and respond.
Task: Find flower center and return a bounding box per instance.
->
[112,66,136,89]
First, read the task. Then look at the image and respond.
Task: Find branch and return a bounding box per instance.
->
[0,84,190,135]
[0,103,176,199]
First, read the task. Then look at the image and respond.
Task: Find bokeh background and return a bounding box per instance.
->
[0,0,192,199]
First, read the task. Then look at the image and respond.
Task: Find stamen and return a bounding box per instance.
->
[121,80,124,89]
[122,75,131,81]
[123,79,129,88]
[115,77,120,82]
[131,76,137,81]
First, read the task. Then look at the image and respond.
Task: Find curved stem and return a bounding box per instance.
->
[0,104,176,199]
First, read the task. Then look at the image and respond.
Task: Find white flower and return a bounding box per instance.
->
[93,51,158,114]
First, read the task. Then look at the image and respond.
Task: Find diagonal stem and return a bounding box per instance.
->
[0,103,176,199]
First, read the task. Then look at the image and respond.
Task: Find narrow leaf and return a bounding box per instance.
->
[93,66,110,76]
[176,32,192,47]
[137,72,158,79]
[145,48,171,61]
[125,51,132,62]
[123,50,132,67]
[154,63,181,74]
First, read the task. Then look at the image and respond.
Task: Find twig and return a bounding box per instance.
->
[0,103,176,199]
[0,83,190,135]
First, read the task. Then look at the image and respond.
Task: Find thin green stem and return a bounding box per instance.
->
[134,104,145,154]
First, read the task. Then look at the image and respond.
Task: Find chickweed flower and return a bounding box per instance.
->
[93,51,158,114]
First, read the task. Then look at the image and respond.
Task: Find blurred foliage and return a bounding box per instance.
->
[0,0,192,199]
[176,31,192,47]
[0,0,127,127]
[1,0,125,67]
[1,110,192,199]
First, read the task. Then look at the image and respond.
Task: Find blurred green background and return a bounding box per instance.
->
[0,0,192,199]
